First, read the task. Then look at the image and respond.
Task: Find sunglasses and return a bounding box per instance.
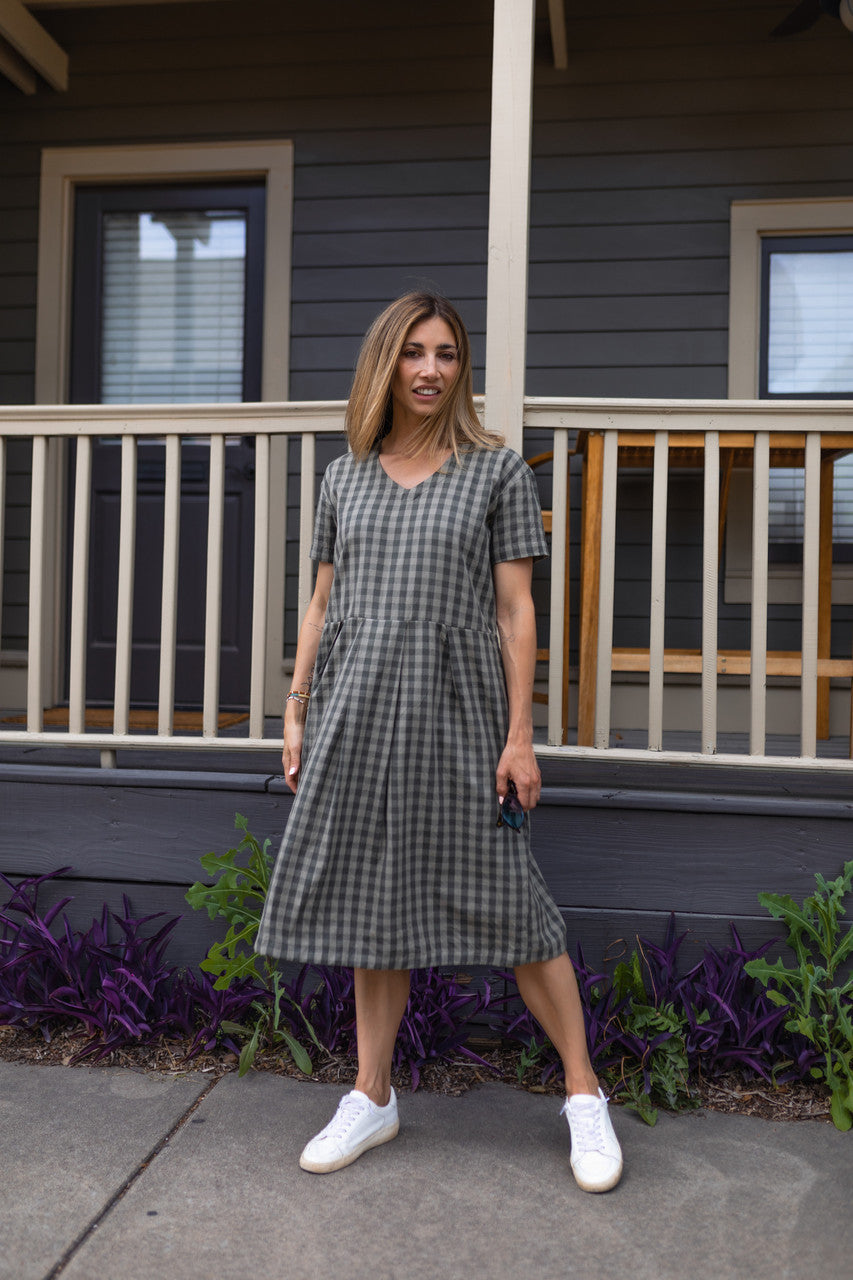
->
[496,779,525,831]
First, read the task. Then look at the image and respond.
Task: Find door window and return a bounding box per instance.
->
[68,182,265,707]
[70,182,264,403]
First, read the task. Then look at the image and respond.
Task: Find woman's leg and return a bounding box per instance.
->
[299,966,408,1173]
[514,953,599,1097]
[353,967,411,1105]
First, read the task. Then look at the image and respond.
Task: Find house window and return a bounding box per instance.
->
[70,182,265,404]
[760,235,853,399]
[759,234,853,562]
[726,199,853,603]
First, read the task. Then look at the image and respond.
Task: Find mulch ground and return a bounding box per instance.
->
[0,1024,833,1123]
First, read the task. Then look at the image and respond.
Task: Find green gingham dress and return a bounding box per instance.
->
[256,445,567,969]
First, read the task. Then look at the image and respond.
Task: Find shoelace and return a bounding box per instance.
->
[321,1093,370,1140]
[561,1097,607,1153]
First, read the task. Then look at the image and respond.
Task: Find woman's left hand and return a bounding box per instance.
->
[496,743,541,813]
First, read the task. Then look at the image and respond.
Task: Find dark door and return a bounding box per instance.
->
[69,182,265,708]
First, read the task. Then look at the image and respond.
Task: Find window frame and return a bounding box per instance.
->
[726,197,853,605]
[36,140,293,403]
[27,141,293,711]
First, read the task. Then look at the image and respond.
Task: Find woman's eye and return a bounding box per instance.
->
[439,352,457,362]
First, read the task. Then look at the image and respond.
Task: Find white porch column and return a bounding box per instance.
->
[484,0,536,453]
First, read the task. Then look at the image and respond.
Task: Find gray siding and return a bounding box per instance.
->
[1,2,852,398]
[2,754,850,968]
[3,0,853,656]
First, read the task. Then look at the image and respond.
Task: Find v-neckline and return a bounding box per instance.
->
[376,450,452,492]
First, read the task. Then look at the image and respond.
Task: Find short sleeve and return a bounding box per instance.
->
[490,462,549,564]
[309,470,336,562]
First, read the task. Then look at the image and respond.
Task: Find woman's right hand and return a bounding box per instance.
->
[282,562,333,795]
[282,713,305,793]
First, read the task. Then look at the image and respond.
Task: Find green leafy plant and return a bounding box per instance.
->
[515,1034,548,1083]
[744,860,853,1132]
[186,812,274,988]
[606,950,698,1125]
[220,969,318,1078]
[186,814,315,1077]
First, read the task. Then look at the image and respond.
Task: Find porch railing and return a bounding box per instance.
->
[1,398,853,771]
[0,402,343,764]
[526,398,853,771]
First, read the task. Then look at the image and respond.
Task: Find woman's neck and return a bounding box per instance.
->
[382,419,443,458]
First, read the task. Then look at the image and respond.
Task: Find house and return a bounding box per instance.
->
[1,0,852,968]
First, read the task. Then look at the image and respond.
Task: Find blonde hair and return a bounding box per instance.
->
[345,292,503,462]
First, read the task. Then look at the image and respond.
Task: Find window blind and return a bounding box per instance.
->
[769,460,853,547]
[762,236,853,547]
[766,249,853,395]
[100,210,246,404]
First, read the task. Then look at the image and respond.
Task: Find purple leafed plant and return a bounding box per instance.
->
[169,968,262,1059]
[1,868,824,1092]
[0,869,177,1058]
[0,870,262,1062]
[669,927,820,1082]
[393,968,496,1090]
[624,915,821,1080]
[277,965,497,1090]
[489,917,821,1098]
[281,964,358,1056]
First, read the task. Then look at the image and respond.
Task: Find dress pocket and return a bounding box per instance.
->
[312,618,344,693]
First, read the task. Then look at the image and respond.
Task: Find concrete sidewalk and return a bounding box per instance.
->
[2,1061,850,1280]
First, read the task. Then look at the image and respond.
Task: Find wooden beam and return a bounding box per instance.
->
[817,454,834,738]
[484,0,535,453]
[548,0,568,69]
[0,0,67,90]
[0,33,34,90]
[27,0,222,6]
[611,647,853,677]
[577,431,604,745]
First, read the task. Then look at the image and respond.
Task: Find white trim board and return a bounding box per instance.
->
[19,141,294,715]
[726,196,853,605]
[728,197,853,399]
[36,140,293,403]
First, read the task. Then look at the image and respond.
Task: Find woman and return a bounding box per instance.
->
[256,293,623,1193]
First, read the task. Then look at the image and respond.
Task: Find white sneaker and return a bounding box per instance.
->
[299,1088,399,1173]
[560,1088,623,1192]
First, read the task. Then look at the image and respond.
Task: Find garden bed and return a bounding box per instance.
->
[0,1023,833,1123]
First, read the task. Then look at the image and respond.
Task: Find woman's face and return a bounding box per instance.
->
[390,316,460,429]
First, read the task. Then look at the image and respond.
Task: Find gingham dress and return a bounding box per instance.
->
[256,445,567,969]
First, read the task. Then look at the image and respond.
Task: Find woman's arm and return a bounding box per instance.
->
[493,557,541,812]
[283,561,334,793]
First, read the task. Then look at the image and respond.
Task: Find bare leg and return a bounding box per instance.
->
[353,967,411,1106]
[514,953,599,1097]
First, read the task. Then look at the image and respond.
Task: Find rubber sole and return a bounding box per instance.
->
[299,1119,400,1174]
[571,1160,623,1193]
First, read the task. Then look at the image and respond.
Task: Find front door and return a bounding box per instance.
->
[68,181,265,708]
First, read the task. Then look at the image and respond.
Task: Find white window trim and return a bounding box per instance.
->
[36,139,293,403]
[16,140,293,714]
[726,197,853,605]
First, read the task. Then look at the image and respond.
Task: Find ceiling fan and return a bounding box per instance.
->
[771,0,853,36]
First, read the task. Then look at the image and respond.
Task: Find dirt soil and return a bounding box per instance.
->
[0,1024,833,1123]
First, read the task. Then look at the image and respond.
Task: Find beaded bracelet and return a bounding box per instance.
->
[286,690,310,705]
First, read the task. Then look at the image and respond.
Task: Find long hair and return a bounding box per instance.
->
[345,292,502,461]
